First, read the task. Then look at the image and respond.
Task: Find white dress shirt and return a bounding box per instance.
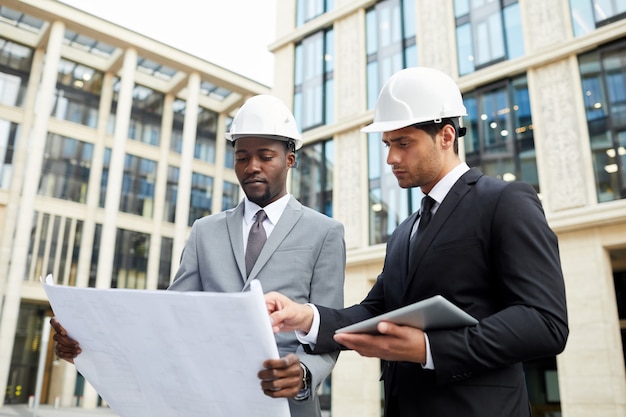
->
[298,163,470,369]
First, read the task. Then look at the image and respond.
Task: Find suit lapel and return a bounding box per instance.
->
[226,203,247,283]
[404,169,482,294]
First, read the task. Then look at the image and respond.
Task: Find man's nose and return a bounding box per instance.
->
[386,148,399,165]
[245,157,261,173]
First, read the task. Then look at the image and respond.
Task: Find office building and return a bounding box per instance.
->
[3,1,626,416]
[272,1,626,416]
[0,0,268,409]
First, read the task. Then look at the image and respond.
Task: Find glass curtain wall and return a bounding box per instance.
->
[462,75,539,191]
[294,29,334,132]
[292,139,334,217]
[51,59,103,128]
[455,0,524,76]
[570,0,626,36]
[579,42,626,202]
[366,0,417,109]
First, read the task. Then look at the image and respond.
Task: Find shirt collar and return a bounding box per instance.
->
[244,194,291,226]
[427,162,470,205]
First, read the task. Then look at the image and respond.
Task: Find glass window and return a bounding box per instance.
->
[225,117,235,169]
[54,219,83,286]
[366,0,417,109]
[0,38,32,107]
[158,237,174,290]
[570,0,626,36]
[5,304,48,404]
[136,56,177,81]
[112,228,150,289]
[120,154,157,218]
[24,212,83,286]
[612,248,626,368]
[524,357,562,415]
[222,180,240,211]
[0,118,18,188]
[171,99,185,153]
[38,134,94,203]
[291,139,334,217]
[111,82,164,145]
[99,148,111,208]
[164,166,179,223]
[294,28,334,131]
[51,58,103,128]
[296,0,334,26]
[195,107,217,163]
[89,223,102,288]
[189,172,213,226]
[1,6,44,33]
[579,43,626,201]
[455,0,524,76]
[462,75,539,191]
[368,133,422,244]
[199,80,233,101]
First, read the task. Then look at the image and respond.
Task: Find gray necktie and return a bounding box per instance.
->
[408,195,435,271]
[245,210,267,276]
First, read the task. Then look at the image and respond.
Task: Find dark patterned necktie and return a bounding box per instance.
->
[245,210,267,276]
[409,196,435,270]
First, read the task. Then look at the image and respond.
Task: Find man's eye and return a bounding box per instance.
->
[235,157,247,162]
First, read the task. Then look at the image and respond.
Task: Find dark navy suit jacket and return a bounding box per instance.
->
[310,168,568,417]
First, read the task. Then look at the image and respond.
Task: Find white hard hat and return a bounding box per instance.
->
[225,94,303,150]
[362,67,467,133]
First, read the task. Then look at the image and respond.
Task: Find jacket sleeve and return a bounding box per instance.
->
[308,272,389,354]
[295,221,346,394]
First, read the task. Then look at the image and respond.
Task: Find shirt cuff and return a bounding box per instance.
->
[422,332,435,369]
[295,304,320,348]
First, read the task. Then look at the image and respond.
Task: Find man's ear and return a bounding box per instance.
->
[441,124,456,149]
[287,152,296,168]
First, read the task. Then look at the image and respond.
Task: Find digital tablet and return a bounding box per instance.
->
[335,295,478,334]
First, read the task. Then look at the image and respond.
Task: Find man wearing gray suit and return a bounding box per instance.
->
[52,94,345,417]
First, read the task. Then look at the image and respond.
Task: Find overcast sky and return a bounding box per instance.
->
[60,0,277,86]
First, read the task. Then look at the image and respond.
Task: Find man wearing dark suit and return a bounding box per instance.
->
[52,95,345,417]
[265,67,569,417]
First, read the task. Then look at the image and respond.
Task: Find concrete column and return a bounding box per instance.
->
[74,72,114,288]
[0,20,65,407]
[146,93,175,290]
[95,48,137,289]
[416,0,456,75]
[0,42,45,305]
[172,73,200,266]
[212,113,227,215]
[527,58,594,213]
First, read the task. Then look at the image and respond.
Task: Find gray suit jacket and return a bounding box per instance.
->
[169,196,345,417]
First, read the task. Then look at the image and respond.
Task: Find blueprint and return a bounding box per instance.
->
[43,276,289,417]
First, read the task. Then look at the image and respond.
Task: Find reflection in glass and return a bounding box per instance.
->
[112,229,150,289]
[292,139,334,217]
[579,45,626,201]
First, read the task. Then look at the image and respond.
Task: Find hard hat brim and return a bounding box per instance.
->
[361,120,415,133]
[361,113,468,134]
[225,133,303,150]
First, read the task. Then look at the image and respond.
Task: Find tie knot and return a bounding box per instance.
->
[420,196,435,216]
[255,210,267,223]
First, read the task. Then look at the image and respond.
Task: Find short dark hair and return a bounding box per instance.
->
[411,118,465,154]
